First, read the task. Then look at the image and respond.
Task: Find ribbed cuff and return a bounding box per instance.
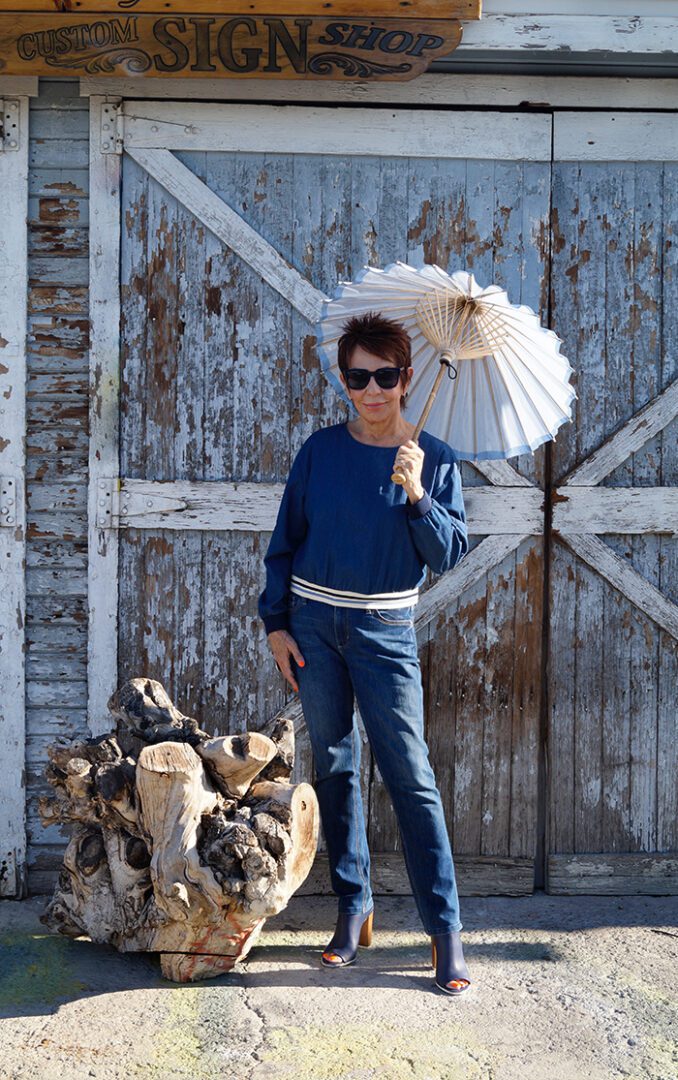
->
[406,492,433,519]
[263,612,289,635]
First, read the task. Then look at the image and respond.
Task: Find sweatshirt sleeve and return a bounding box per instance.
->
[258,439,311,635]
[405,449,468,574]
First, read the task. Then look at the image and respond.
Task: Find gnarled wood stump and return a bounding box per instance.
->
[40,678,319,982]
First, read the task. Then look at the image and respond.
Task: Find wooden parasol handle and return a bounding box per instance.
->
[391,353,456,485]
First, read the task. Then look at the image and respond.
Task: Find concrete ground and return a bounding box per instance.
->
[0,893,675,1080]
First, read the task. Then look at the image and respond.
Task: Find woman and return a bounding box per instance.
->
[258,312,471,995]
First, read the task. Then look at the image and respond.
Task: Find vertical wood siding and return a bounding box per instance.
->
[118,148,549,873]
[25,79,90,892]
[0,93,29,897]
[549,161,678,861]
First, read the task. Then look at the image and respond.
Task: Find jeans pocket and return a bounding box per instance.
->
[368,606,415,627]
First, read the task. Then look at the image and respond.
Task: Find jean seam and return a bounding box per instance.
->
[351,716,370,914]
[368,610,414,627]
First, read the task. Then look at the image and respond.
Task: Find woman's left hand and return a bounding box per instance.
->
[394,440,425,504]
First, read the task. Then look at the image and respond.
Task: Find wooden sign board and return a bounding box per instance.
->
[0,13,466,78]
[0,1,481,13]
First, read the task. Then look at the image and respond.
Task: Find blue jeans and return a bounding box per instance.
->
[288,594,463,935]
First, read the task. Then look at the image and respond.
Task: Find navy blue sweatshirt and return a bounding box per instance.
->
[258,422,468,634]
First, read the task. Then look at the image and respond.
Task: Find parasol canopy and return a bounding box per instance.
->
[315,262,576,461]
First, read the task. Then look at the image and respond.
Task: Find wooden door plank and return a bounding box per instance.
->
[571,164,607,857]
[600,162,636,859]
[0,94,29,897]
[562,533,678,641]
[450,571,488,857]
[87,97,121,737]
[657,166,678,856]
[464,15,678,56]
[78,75,678,111]
[555,113,678,163]
[101,478,545,534]
[623,164,665,856]
[268,851,537,897]
[123,102,552,162]
[553,487,678,533]
[415,534,527,632]
[548,853,678,896]
[127,145,325,324]
[573,558,604,853]
[562,378,678,488]
[510,538,543,861]
[480,545,517,857]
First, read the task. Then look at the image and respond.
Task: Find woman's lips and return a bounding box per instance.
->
[365,403,385,409]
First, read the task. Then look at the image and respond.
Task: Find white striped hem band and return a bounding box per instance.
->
[290,574,419,610]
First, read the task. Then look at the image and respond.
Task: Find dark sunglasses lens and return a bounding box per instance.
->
[375,369,401,389]
[345,370,370,390]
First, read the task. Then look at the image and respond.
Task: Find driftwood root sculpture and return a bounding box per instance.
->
[40,678,319,982]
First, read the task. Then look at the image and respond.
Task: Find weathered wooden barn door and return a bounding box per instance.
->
[547,113,678,894]
[0,92,29,897]
[88,99,552,895]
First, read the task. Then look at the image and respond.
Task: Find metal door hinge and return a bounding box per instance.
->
[100,100,123,154]
[0,100,21,152]
[0,476,22,526]
[98,478,190,528]
[96,478,120,527]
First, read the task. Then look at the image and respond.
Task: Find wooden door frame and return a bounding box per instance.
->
[0,86,31,898]
[78,74,678,111]
[88,97,123,739]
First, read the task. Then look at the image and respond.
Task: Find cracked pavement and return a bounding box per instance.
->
[0,893,676,1079]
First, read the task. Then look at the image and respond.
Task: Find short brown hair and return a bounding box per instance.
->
[337,312,411,409]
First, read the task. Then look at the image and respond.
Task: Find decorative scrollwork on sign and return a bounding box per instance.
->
[307,53,412,78]
[45,48,151,73]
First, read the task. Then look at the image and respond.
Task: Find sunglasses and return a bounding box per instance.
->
[344,367,403,391]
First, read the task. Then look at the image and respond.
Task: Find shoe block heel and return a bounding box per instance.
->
[359,910,373,947]
[431,938,436,969]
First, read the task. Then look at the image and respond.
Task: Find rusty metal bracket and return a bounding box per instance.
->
[96,477,120,528]
[100,100,123,155]
[117,481,187,526]
[0,476,21,526]
[96,479,181,528]
[0,100,21,152]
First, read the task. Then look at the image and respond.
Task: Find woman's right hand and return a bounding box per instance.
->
[267,630,305,694]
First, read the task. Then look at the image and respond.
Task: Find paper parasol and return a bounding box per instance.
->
[315,262,576,463]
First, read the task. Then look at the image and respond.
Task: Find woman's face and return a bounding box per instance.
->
[341,345,413,427]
